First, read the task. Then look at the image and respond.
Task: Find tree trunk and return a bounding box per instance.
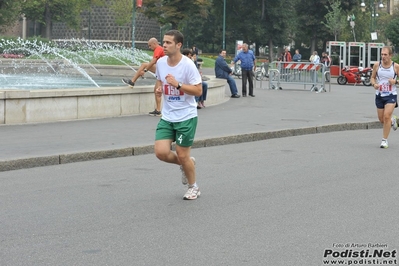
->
[268,39,274,62]
[45,2,51,39]
[310,37,316,54]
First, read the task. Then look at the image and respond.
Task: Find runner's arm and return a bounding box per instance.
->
[370,63,379,90]
[179,83,202,97]
[391,63,399,85]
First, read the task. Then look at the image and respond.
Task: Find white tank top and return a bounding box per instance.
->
[376,62,397,96]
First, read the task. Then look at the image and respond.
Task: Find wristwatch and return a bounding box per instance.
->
[144,69,147,72]
[177,82,182,90]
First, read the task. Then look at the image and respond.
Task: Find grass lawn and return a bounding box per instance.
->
[27,49,217,68]
[199,57,216,68]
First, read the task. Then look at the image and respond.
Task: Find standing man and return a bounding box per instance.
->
[192,44,199,68]
[215,49,240,98]
[154,30,203,200]
[122,37,165,116]
[292,49,302,80]
[292,49,302,62]
[232,43,256,97]
[370,46,399,148]
[192,44,199,57]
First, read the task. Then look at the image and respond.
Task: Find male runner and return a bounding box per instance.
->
[370,46,399,148]
[154,30,202,200]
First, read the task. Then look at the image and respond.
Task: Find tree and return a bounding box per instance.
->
[109,0,133,27]
[295,0,357,52]
[259,0,296,60]
[141,0,211,30]
[323,0,346,41]
[385,17,399,47]
[204,0,295,59]
[0,0,22,29]
[21,0,104,39]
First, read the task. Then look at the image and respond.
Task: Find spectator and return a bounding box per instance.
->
[192,44,199,68]
[121,37,164,116]
[192,44,199,57]
[321,52,331,82]
[182,48,208,109]
[310,51,320,84]
[215,49,241,98]
[311,51,320,64]
[283,48,292,62]
[293,49,302,62]
[282,48,292,81]
[232,43,256,97]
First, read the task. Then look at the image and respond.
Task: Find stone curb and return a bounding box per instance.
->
[0,121,382,172]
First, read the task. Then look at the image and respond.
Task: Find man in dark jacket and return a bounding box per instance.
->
[215,49,240,98]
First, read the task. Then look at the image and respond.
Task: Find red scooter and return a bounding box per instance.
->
[337,66,372,86]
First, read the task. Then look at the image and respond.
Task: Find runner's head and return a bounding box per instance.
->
[162,30,183,56]
[381,46,393,64]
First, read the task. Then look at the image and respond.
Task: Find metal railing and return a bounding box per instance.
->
[267,61,331,93]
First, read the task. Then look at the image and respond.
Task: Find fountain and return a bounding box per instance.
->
[0,38,227,124]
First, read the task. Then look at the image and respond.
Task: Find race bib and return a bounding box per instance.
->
[164,84,185,102]
[379,83,392,93]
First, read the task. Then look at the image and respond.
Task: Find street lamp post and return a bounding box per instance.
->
[360,0,384,33]
[222,0,226,50]
[132,0,136,51]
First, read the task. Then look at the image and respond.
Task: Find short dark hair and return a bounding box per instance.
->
[164,30,184,45]
[182,48,192,56]
[219,49,226,54]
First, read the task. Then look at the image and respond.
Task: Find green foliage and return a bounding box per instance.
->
[322,0,346,41]
[109,0,133,26]
[141,0,211,29]
[0,0,22,28]
[20,0,106,37]
[294,0,357,50]
[384,16,399,47]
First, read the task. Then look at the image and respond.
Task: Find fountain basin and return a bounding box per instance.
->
[0,61,228,124]
[0,65,228,124]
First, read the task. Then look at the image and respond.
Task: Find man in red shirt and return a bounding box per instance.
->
[122,37,165,116]
[283,48,292,62]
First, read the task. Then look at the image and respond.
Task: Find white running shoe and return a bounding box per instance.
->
[392,115,398,131]
[180,157,195,185]
[183,186,201,200]
[380,139,388,149]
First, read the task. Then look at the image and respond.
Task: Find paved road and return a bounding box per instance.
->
[1,129,398,266]
[0,68,381,171]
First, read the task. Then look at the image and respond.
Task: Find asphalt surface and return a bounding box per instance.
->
[1,130,399,265]
[0,68,381,171]
[1,68,399,265]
